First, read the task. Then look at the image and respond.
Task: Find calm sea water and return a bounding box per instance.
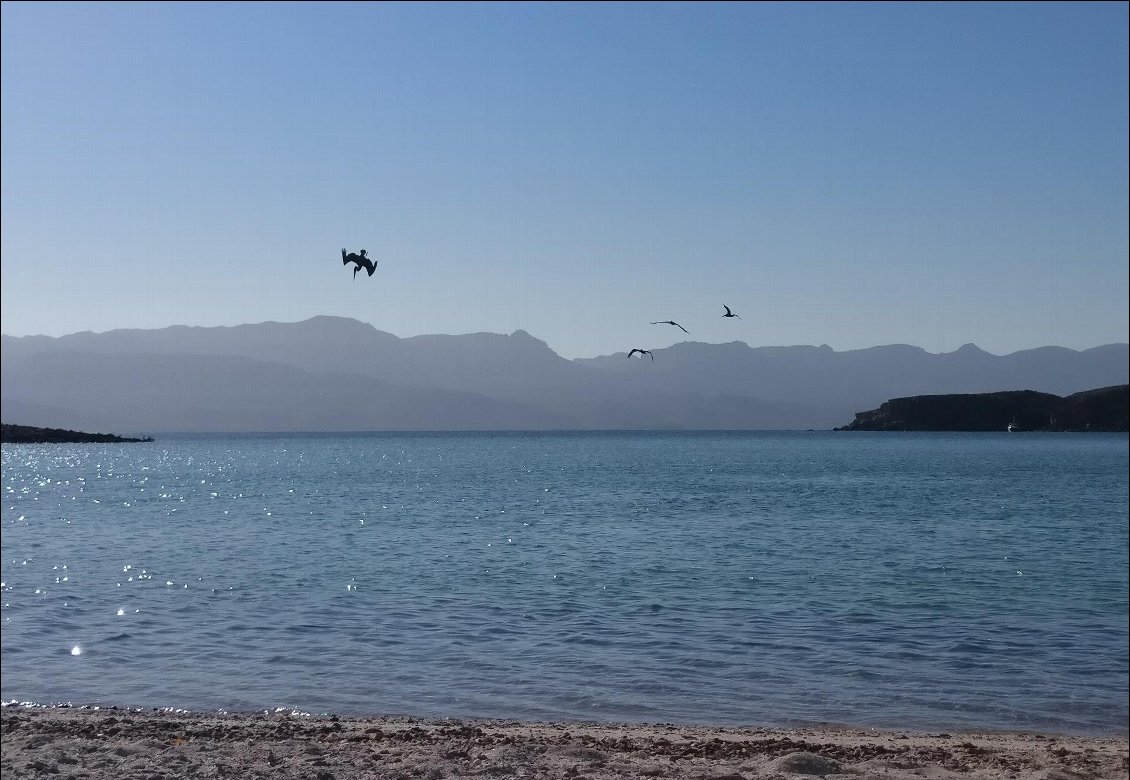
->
[2,432,1127,735]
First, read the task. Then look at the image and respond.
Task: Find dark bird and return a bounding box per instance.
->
[722,304,741,319]
[342,248,377,280]
[651,320,689,334]
[627,348,654,361]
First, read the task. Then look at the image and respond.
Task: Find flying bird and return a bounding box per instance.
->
[722,304,741,319]
[651,320,689,334]
[627,349,654,361]
[342,248,377,279]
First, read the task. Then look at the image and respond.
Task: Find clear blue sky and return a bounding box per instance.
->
[2,2,1127,359]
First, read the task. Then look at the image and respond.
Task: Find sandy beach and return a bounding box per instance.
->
[1,706,1126,779]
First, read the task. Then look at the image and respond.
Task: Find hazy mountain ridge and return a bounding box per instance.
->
[575,340,1127,410]
[2,317,1126,432]
[1,350,573,433]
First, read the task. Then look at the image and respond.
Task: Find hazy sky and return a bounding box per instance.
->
[2,2,1127,359]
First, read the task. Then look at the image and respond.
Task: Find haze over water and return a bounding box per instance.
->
[2,432,1127,735]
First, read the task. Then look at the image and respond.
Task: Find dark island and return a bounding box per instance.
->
[1,423,154,444]
[836,385,1129,432]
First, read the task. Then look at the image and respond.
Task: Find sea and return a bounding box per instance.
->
[2,431,1127,735]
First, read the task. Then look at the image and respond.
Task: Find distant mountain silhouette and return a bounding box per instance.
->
[2,317,1126,432]
[1,351,570,432]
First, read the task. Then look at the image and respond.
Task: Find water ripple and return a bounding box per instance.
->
[2,432,1127,734]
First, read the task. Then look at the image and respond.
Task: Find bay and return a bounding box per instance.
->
[2,431,1127,735]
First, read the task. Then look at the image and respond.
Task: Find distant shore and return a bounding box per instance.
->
[1,706,1126,780]
[0,423,153,444]
[837,385,1129,432]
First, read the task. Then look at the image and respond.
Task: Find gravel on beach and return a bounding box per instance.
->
[2,705,1127,779]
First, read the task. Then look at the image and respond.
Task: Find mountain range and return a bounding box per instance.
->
[2,316,1126,433]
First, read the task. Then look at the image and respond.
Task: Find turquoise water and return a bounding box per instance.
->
[2,432,1127,734]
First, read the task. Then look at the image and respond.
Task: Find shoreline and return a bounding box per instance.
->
[2,705,1126,779]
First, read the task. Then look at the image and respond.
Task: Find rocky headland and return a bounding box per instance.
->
[837,385,1129,432]
[1,423,153,444]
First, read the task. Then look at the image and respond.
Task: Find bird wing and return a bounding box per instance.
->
[674,322,688,333]
[627,349,640,358]
[723,305,732,315]
[342,248,349,265]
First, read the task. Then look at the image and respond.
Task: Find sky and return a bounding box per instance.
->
[2,2,1127,360]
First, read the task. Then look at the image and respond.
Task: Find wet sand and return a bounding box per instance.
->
[2,706,1126,779]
